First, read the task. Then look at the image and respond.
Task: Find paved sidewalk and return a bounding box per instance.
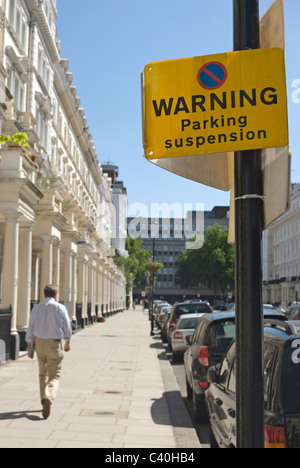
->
[0,307,201,449]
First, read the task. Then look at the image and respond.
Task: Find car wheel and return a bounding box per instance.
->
[186,377,193,401]
[193,390,208,424]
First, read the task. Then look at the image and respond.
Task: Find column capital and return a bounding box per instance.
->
[53,239,62,248]
[4,212,22,222]
[77,253,88,264]
[62,247,72,254]
[19,221,35,231]
[40,234,54,242]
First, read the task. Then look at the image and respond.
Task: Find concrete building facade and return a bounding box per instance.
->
[0,0,126,360]
[263,183,300,306]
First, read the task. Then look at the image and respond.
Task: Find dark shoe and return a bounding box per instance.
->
[42,398,51,419]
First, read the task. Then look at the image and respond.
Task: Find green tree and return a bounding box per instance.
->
[114,237,151,294]
[177,225,235,300]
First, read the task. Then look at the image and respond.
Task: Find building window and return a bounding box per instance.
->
[37,46,51,90]
[36,105,48,149]
[8,0,28,51]
[52,98,57,125]
[7,61,25,111]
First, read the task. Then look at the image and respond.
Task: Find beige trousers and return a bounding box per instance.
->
[35,338,64,404]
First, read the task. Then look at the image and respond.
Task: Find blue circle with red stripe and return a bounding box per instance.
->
[197,62,227,90]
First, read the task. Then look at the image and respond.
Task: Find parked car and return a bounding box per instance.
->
[184,311,236,423]
[285,303,300,321]
[170,313,204,362]
[154,303,170,326]
[213,300,229,311]
[168,301,213,347]
[156,305,172,329]
[151,300,167,320]
[161,310,171,344]
[184,309,287,424]
[205,319,300,448]
[153,301,168,314]
[263,304,278,312]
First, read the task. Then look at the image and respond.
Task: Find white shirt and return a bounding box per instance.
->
[26,298,72,343]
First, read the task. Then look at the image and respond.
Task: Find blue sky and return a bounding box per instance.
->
[56,0,300,215]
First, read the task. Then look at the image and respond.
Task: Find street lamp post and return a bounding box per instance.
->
[233,0,265,449]
[150,221,158,336]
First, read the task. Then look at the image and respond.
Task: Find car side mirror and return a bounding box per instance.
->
[263,371,268,397]
[207,366,218,384]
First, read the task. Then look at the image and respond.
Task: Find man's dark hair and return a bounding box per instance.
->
[44,285,58,298]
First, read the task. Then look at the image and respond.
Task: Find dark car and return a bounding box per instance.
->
[205,319,300,448]
[184,309,287,424]
[161,310,171,344]
[184,311,236,423]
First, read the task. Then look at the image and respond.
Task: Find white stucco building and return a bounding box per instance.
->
[263,183,300,305]
[0,0,126,360]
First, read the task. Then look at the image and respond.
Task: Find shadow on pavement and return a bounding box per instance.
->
[0,410,42,421]
[151,390,198,429]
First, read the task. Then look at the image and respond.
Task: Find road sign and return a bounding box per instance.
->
[142,0,290,241]
[143,48,288,160]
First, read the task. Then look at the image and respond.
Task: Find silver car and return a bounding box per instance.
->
[171,313,204,362]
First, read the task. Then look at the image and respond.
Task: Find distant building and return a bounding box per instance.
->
[102,162,128,258]
[128,206,230,303]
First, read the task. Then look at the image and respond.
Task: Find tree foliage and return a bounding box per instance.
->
[177,225,235,295]
[114,237,151,294]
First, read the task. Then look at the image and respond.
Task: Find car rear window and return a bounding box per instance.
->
[179,317,201,330]
[285,343,300,413]
[207,320,236,349]
[176,303,211,316]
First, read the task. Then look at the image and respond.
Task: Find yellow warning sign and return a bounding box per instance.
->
[142,48,288,160]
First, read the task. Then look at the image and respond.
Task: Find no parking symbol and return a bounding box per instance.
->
[197,61,227,90]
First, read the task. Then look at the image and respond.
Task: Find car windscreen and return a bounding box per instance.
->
[179,317,201,330]
[286,344,300,413]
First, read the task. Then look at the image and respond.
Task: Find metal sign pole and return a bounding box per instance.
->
[233,0,265,448]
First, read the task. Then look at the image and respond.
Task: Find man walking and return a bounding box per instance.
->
[26,285,72,419]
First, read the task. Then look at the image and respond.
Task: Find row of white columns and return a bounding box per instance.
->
[31,241,126,324]
[264,284,297,305]
[0,213,126,356]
